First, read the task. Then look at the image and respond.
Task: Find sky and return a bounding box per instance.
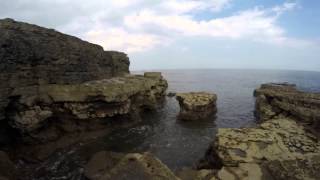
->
[1,0,320,71]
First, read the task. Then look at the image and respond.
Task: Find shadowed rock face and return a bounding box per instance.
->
[176,92,217,120]
[0,18,129,121]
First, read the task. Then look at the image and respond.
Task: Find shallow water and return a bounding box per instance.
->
[27,69,320,179]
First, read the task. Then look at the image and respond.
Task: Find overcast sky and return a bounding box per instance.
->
[1,0,320,71]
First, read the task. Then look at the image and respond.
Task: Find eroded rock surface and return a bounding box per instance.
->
[0,18,129,121]
[176,92,217,120]
[254,83,320,129]
[4,73,167,160]
[201,118,320,180]
[85,151,179,180]
[195,83,320,180]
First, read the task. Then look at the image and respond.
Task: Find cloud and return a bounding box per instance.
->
[85,27,169,53]
[0,0,313,53]
[122,2,302,47]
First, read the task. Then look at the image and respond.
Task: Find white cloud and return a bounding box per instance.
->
[159,0,231,14]
[85,26,170,53]
[123,3,298,45]
[0,0,313,53]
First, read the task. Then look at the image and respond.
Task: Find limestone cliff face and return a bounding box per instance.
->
[0,18,129,121]
[0,19,167,154]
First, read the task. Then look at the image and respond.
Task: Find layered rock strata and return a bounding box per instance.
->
[176,92,217,120]
[254,83,320,129]
[0,18,130,122]
[6,73,167,145]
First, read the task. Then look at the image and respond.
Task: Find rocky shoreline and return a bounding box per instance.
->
[0,19,319,180]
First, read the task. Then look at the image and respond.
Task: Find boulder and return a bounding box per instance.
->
[85,152,179,180]
[254,83,320,128]
[176,92,217,120]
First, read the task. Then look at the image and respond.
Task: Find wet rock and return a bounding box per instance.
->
[176,92,217,120]
[85,152,179,180]
[0,151,17,180]
[254,83,320,128]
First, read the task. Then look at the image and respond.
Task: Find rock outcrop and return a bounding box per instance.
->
[176,92,217,120]
[85,151,179,180]
[254,83,320,129]
[0,18,129,122]
[5,73,167,145]
[202,118,320,180]
[0,19,168,162]
[196,83,320,180]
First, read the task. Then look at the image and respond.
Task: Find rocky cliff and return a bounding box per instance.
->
[0,18,129,121]
[0,19,167,162]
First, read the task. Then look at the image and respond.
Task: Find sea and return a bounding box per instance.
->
[28,69,320,179]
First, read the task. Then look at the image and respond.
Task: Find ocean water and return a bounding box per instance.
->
[103,69,320,170]
[29,69,320,179]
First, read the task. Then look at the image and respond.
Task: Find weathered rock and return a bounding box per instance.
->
[0,18,130,122]
[85,152,179,180]
[254,83,320,128]
[5,73,167,145]
[0,19,168,163]
[176,92,217,120]
[0,151,17,180]
[201,118,320,180]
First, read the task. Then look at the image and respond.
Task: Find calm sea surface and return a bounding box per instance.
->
[31,69,320,179]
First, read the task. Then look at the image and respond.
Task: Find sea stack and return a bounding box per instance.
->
[176,92,217,120]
